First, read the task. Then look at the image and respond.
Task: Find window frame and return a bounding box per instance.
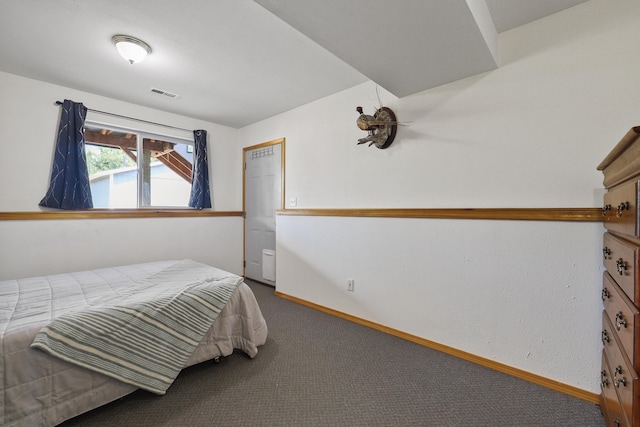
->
[84,120,195,209]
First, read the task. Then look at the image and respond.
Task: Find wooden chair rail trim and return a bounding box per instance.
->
[0,210,244,221]
[1,208,603,222]
[274,290,599,404]
[277,207,603,222]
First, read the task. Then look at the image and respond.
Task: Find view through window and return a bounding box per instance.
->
[84,124,193,208]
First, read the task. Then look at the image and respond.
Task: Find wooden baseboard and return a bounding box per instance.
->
[274,290,600,404]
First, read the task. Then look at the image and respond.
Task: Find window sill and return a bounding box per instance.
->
[0,209,244,221]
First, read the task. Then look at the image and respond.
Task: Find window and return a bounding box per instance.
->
[84,124,193,208]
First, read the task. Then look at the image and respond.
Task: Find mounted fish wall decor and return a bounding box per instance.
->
[355,106,398,149]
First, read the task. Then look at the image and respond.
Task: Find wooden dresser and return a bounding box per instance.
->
[598,126,640,426]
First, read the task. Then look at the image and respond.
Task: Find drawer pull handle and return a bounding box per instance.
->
[603,247,611,260]
[616,201,630,217]
[614,366,626,388]
[602,204,612,216]
[602,287,611,301]
[601,370,609,388]
[614,376,626,388]
[616,258,627,275]
[616,312,627,330]
[601,329,610,344]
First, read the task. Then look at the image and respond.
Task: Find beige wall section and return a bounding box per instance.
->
[237,0,640,394]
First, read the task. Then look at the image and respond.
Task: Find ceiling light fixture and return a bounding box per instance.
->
[112,35,152,64]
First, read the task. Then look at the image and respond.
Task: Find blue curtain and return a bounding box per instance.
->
[188,129,212,209]
[39,99,93,209]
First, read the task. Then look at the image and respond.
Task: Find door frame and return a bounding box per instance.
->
[242,137,286,279]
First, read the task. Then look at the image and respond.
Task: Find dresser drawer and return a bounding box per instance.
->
[602,272,640,365]
[603,232,640,304]
[602,350,630,427]
[603,180,639,237]
[602,312,639,425]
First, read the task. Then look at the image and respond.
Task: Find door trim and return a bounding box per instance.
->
[242,137,286,278]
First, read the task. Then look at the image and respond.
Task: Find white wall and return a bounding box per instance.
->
[0,71,242,211]
[0,72,244,278]
[0,0,636,394]
[276,216,602,392]
[238,0,640,393]
[0,217,243,280]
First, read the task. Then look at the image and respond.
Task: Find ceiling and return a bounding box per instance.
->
[0,0,588,128]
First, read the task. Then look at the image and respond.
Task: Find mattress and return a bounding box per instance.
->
[0,260,268,427]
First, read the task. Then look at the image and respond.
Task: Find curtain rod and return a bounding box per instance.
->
[55,100,193,133]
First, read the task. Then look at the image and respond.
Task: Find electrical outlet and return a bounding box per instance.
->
[347,279,355,292]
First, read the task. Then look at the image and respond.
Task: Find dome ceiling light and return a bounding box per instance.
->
[112,35,152,64]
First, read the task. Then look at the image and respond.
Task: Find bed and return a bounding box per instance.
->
[0,259,268,427]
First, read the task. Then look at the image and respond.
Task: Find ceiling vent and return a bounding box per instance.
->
[150,87,178,98]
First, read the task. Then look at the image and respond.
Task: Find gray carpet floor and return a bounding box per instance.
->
[62,280,605,426]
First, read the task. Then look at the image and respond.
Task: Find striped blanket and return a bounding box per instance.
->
[31,260,243,395]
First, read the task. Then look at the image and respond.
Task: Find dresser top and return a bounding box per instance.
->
[597,126,640,188]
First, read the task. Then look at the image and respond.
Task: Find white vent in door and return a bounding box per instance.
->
[251,146,274,159]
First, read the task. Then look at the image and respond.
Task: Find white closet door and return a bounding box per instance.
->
[244,143,282,285]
